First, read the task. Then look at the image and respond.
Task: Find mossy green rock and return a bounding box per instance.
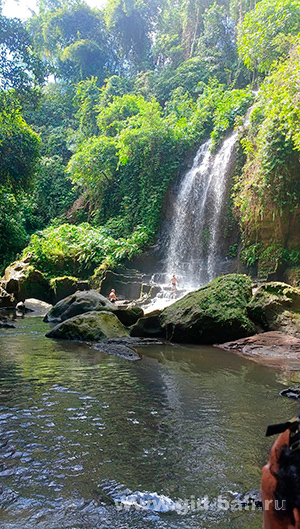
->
[50,276,79,303]
[18,267,51,303]
[44,290,144,326]
[159,274,255,343]
[115,306,144,326]
[247,282,300,335]
[44,290,117,322]
[46,311,129,341]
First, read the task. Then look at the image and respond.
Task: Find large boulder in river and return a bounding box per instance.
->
[44,290,115,322]
[46,311,129,341]
[44,290,143,326]
[130,310,164,338]
[247,282,300,336]
[159,274,255,343]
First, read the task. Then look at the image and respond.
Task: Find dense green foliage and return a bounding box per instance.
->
[233,37,300,275]
[0,0,299,279]
[23,222,149,278]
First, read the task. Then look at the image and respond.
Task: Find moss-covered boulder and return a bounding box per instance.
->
[4,257,51,302]
[159,274,255,343]
[46,311,129,341]
[18,267,51,302]
[50,276,80,304]
[247,282,300,336]
[44,290,115,322]
[115,306,144,327]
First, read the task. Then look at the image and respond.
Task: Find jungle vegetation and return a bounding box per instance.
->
[0,0,299,279]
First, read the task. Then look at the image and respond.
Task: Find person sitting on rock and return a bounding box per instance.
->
[108,289,118,303]
[261,414,300,528]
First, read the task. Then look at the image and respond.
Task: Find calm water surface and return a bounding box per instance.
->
[0,316,299,529]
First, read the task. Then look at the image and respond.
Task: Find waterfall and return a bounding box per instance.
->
[165,131,238,290]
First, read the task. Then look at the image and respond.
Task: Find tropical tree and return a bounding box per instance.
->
[0,14,45,91]
[105,0,160,71]
[238,0,300,74]
[28,2,116,84]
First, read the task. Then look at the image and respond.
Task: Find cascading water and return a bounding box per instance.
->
[144,132,237,312]
[144,131,238,312]
[165,131,238,289]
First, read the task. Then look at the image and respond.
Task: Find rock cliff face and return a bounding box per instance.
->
[252,208,300,280]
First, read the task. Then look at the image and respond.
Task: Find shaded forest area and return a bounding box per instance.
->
[0,0,300,283]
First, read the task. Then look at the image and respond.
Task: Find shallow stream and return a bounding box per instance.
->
[0,317,299,529]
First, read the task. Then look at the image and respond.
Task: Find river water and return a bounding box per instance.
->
[0,317,299,529]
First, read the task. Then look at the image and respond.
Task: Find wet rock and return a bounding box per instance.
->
[100,269,152,300]
[114,306,144,327]
[248,282,300,336]
[160,274,255,343]
[46,311,129,341]
[217,331,300,369]
[44,290,116,323]
[280,387,300,399]
[130,310,164,338]
[4,257,51,303]
[44,290,144,327]
[94,342,140,361]
[0,316,15,328]
[0,286,15,309]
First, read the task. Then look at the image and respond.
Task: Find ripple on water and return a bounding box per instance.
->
[0,318,297,528]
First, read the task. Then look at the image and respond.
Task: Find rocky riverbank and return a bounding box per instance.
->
[216,331,300,369]
[3,268,300,366]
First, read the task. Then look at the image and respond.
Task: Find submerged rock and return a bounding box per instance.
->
[0,316,15,328]
[46,311,129,341]
[159,274,255,343]
[248,282,300,336]
[94,342,140,361]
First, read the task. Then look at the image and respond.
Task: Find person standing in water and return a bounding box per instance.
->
[170,274,178,291]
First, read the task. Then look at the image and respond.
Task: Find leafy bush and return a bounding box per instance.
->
[23,222,150,278]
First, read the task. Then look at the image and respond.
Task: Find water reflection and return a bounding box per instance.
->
[0,318,299,528]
